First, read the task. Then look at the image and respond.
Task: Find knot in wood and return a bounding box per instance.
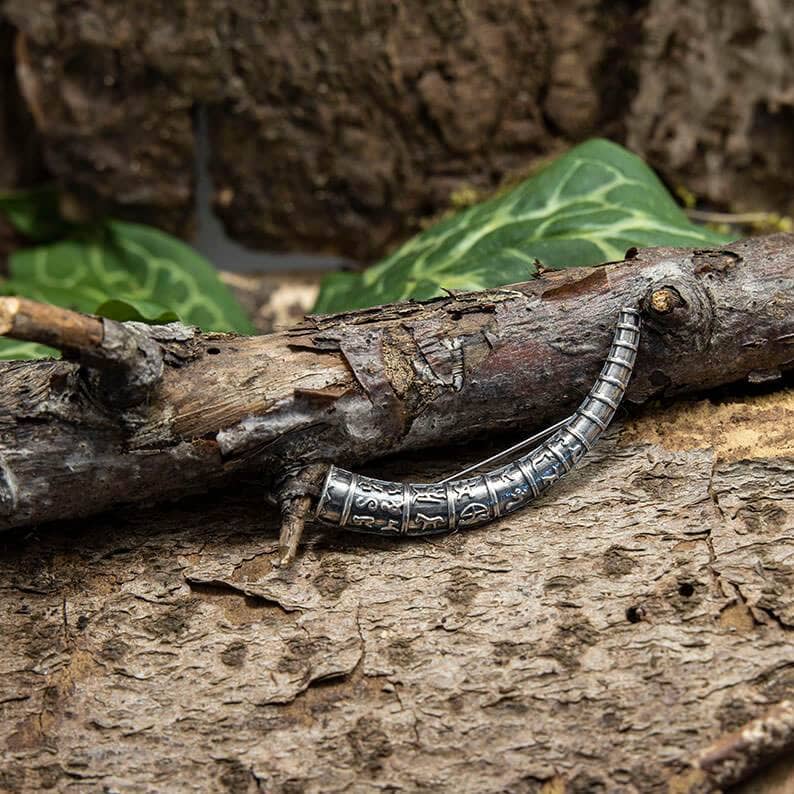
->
[649,287,681,315]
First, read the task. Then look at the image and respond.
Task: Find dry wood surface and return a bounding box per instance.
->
[0,386,792,792]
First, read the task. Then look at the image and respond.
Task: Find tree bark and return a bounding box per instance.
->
[2,1,793,259]
[0,234,792,535]
[0,376,792,792]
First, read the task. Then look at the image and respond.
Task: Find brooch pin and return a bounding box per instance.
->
[315,307,641,536]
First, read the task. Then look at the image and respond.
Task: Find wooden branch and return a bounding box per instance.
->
[0,296,104,349]
[0,234,793,539]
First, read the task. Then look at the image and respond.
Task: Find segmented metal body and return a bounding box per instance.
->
[316,307,641,536]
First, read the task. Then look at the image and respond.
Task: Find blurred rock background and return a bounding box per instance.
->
[1,0,792,269]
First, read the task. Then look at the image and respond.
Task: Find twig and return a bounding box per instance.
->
[278,495,314,566]
[0,296,104,350]
[669,700,794,793]
[697,700,794,788]
[0,296,165,407]
[275,465,328,564]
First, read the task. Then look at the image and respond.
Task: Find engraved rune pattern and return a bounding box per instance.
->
[316,308,641,536]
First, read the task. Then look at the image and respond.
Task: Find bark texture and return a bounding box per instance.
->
[2,1,793,258]
[0,235,792,530]
[1,386,793,792]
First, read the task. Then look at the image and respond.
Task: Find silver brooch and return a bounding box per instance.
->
[315,307,641,536]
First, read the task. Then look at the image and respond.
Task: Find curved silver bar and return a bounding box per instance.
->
[316,307,641,536]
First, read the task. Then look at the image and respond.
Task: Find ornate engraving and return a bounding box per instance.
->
[414,513,447,531]
[458,502,491,526]
[350,514,377,528]
[412,485,447,504]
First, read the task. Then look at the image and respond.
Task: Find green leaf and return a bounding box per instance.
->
[0,339,57,361]
[2,221,255,339]
[314,138,734,313]
[0,186,72,242]
[104,222,255,334]
[95,298,180,324]
[311,271,367,314]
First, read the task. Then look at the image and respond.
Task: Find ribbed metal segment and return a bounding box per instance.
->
[315,307,641,536]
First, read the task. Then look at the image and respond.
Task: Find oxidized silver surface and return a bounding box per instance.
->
[316,307,642,536]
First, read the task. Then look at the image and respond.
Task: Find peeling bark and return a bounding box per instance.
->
[0,234,793,531]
